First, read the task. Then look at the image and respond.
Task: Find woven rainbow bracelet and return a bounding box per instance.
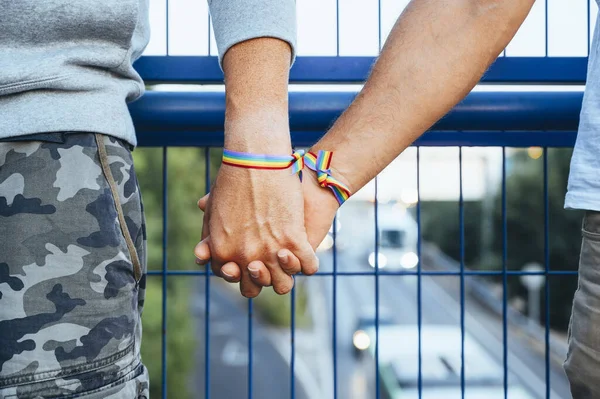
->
[222,149,351,205]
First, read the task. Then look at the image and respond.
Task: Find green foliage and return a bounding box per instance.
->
[490,149,582,330]
[420,148,582,332]
[132,146,310,399]
[141,279,195,399]
[253,281,312,328]
[420,200,484,266]
[133,147,219,399]
[133,147,221,273]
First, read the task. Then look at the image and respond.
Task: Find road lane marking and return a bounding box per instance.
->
[222,339,249,367]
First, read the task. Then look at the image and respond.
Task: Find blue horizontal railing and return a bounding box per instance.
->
[134,56,589,84]
[130,90,583,147]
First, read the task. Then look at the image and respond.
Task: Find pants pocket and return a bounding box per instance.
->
[1,357,147,399]
[0,134,144,398]
[94,134,142,283]
[564,213,600,398]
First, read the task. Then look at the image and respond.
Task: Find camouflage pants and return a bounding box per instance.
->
[0,134,149,398]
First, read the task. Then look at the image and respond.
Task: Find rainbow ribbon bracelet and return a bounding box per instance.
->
[222,149,351,205]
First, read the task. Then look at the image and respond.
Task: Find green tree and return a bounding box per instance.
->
[420,200,484,266]
[134,146,220,399]
[133,146,308,398]
[420,149,582,332]
[489,148,582,331]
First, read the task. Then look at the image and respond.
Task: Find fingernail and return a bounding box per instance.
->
[247,265,259,279]
[277,250,288,264]
[221,270,234,281]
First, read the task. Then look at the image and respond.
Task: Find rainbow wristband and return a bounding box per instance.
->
[303,151,351,205]
[222,149,305,170]
[221,149,351,205]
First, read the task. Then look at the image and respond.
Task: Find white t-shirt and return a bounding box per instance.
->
[566,10,600,210]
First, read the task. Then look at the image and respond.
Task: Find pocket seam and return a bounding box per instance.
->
[64,362,143,399]
[94,134,142,282]
[0,342,134,388]
[582,228,600,241]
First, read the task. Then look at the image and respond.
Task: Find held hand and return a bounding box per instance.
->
[195,163,318,298]
[196,170,339,289]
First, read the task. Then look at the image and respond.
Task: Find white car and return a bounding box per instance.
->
[367,209,419,270]
[360,325,535,399]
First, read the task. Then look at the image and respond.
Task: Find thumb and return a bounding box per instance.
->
[197,194,210,212]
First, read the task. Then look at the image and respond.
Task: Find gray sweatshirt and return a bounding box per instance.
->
[0,0,297,147]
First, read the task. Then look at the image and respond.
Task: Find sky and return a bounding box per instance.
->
[144,0,598,57]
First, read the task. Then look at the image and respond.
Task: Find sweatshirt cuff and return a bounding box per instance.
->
[208,0,297,69]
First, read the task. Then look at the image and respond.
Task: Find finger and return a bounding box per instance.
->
[210,259,223,278]
[295,241,320,276]
[197,194,209,211]
[277,249,301,275]
[247,260,272,287]
[220,261,242,283]
[194,237,211,266]
[265,262,295,295]
[239,267,263,298]
[201,205,210,241]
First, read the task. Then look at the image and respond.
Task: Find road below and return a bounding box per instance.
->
[187,200,571,399]
[314,201,571,399]
[192,279,309,399]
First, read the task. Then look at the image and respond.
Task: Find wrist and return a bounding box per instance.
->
[224,111,292,154]
[303,170,341,211]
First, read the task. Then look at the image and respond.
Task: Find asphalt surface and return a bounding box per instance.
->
[315,201,571,399]
[192,279,309,399]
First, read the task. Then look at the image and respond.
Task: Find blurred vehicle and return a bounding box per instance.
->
[360,325,534,399]
[367,207,419,270]
[352,307,395,358]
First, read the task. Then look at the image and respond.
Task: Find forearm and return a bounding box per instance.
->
[313,0,534,193]
[222,37,293,154]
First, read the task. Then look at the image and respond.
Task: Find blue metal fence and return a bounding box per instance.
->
[137,100,581,399]
[135,0,594,83]
[133,0,594,398]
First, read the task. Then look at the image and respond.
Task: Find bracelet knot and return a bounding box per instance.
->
[303,151,351,205]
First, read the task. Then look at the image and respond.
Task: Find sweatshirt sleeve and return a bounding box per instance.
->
[208,0,297,68]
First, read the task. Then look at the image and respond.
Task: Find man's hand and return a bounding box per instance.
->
[196,0,535,296]
[196,169,341,288]
[193,37,318,298]
[196,159,318,297]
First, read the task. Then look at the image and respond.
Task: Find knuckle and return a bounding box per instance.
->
[246,243,263,259]
[212,246,232,263]
[281,262,301,275]
[284,233,302,248]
